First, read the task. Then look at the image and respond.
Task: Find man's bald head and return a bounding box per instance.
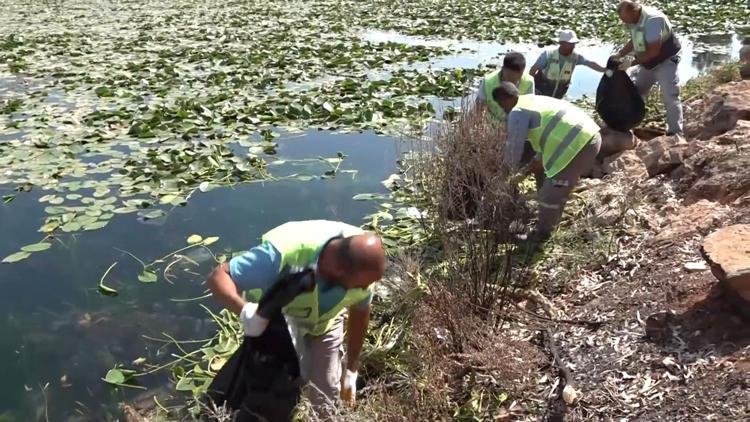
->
[321,232,386,289]
[617,1,641,24]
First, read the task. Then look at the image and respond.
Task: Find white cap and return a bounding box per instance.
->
[559,29,580,44]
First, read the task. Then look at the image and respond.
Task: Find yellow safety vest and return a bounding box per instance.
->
[254,220,372,337]
[631,6,672,54]
[543,49,577,83]
[483,69,534,120]
[514,95,600,177]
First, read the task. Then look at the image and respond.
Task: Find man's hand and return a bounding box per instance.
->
[618,56,634,71]
[340,369,358,407]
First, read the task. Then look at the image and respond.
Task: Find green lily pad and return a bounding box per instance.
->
[2,251,31,264]
[83,220,109,231]
[187,234,203,244]
[20,242,52,252]
[203,236,219,246]
[138,270,158,283]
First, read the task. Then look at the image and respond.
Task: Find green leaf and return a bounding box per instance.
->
[175,376,196,391]
[352,193,382,201]
[138,270,157,283]
[187,234,203,244]
[202,236,219,246]
[104,369,126,384]
[159,194,178,204]
[61,222,81,232]
[2,195,14,204]
[83,220,109,231]
[20,242,52,252]
[2,251,31,264]
[139,209,166,220]
[39,221,60,233]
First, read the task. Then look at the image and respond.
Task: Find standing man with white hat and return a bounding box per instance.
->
[529,29,607,99]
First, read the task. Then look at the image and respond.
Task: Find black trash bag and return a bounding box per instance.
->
[595,56,646,132]
[203,268,316,422]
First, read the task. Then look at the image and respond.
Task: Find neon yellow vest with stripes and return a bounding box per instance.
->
[483,70,534,120]
[543,49,577,83]
[631,6,672,54]
[515,95,600,178]
[259,220,372,337]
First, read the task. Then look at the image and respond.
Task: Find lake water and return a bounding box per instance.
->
[0,27,745,420]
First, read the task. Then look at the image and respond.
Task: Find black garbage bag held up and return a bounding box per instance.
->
[204,267,316,422]
[595,56,646,132]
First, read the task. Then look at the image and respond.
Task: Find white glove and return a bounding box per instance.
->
[239,302,268,337]
[618,56,634,71]
[340,369,358,406]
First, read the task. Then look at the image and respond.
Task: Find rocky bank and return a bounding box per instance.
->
[547,79,750,420]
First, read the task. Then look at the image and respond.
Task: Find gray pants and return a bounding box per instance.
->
[536,134,601,237]
[289,316,344,419]
[632,57,683,135]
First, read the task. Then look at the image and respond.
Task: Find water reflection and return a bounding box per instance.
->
[362,30,745,99]
[0,130,398,420]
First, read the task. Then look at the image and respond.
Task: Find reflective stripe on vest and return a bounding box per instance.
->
[260,220,371,337]
[543,49,577,83]
[515,95,600,177]
[483,70,534,120]
[631,6,671,54]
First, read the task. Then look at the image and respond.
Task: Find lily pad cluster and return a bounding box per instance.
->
[0,0,486,254]
[342,0,748,43]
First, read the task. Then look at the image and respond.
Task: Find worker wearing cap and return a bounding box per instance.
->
[207,220,386,418]
[614,0,683,135]
[491,82,601,243]
[529,29,607,99]
[476,52,535,121]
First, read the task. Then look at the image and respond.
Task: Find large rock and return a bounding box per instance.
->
[600,150,648,179]
[684,80,750,140]
[702,225,750,306]
[599,127,639,158]
[683,122,750,204]
[651,199,728,245]
[635,135,690,177]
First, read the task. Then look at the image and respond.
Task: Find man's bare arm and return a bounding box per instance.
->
[345,305,370,372]
[207,263,246,315]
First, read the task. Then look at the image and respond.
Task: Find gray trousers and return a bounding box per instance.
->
[289,316,344,419]
[536,134,601,237]
[632,57,684,135]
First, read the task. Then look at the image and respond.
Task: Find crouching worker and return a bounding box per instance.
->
[207,220,386,419]
[492,82,601,244]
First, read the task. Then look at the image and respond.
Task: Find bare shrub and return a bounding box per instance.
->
[410,101,535,321]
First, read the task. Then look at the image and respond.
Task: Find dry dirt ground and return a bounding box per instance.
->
[523,80,750,421]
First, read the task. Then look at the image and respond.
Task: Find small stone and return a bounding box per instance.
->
[684,261,708,272]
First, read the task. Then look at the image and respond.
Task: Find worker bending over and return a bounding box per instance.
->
[207,220,386,419]
[529,29,606,99]
[476,52,535,120]
[492,82,601,243]
[614,0,683,135]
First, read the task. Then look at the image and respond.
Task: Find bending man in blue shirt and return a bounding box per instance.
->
[207,220,386,418]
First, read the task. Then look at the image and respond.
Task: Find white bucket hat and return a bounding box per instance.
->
[558,29,580,44]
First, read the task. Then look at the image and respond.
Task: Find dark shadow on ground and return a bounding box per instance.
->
[644,284,750,356]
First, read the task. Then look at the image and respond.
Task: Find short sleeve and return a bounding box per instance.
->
[352,290,373,310]
[228,241,282,297]
[644,17,665,44]
[534,51,548,68]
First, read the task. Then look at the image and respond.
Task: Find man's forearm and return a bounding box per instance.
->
[618,41,634,57]
[207,263,246,315]
[345,306,370,372]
